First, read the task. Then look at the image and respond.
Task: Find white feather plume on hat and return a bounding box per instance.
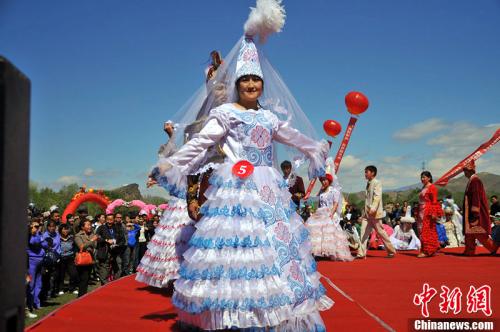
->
[244,0,286,43]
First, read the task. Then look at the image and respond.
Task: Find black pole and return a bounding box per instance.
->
[0,56,31,332]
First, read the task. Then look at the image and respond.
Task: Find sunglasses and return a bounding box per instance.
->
[32,225,40,228]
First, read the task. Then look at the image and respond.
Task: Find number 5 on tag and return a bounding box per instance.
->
[232,160,254,179]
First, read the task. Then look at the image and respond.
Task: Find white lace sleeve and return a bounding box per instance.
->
[152,108,229,197]
[273,119,329,179]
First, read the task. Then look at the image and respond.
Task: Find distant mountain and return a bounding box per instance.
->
[444,172,500,193]
[392,183,421,192]
[108,183,167,204]
[108,183,142,201]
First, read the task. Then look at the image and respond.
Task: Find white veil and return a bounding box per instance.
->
[169,0,320,173]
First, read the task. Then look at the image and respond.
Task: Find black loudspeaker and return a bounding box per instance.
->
[0,56,31,332]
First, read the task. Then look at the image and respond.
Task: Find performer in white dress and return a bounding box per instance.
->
[442,207,460,248]
[390,216,421,251]
[135,122,196,287]
[147,1,333,330]
[306,174,353,261]
[137,49,225,287]
[442,197,464,244]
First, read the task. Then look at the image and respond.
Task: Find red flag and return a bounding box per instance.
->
[334,117,358,173]
[435,128,500,186]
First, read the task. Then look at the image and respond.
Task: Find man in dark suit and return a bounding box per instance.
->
[95,214,126,284]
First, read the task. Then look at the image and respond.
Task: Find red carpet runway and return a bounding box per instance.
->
[26,248,499,332]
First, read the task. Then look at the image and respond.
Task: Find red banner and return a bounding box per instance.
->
[334,116,358,173]
[435,128,500,186]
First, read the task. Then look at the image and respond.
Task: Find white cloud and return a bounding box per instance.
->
[46,167,123,190]
[55,175,81,185]
[393,118,447,141]
[382,156,404,164]
[426,123,500,176]
[340,155,364,169]
[427,122,486,147]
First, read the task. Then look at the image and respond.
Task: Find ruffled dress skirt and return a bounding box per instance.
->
[135,198,196,287]
[306,208,353,261]
[164,163,333,331]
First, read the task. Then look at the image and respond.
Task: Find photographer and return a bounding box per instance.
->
[27,218,44,313]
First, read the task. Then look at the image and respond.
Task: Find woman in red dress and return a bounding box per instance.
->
[417,171,443,258]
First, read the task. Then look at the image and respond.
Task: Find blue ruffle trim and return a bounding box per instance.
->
[289,276,327,304]
[209,174,258,191]
[189,235,271,249]
[200,204,294,225]
[151,167,187,199]
[209,175,291,193]
[179,263,280,280]
[173,293,293,314]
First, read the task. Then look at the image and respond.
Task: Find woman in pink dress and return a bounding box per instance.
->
[305,174,353,261]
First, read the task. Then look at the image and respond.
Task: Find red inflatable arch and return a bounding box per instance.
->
[62,187,111,222]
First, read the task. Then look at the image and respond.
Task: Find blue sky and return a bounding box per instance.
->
[1,0,499,194]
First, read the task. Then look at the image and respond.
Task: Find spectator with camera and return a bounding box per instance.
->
[27,218,45,314]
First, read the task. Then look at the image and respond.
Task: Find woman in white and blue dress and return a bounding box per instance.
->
[306,174,354,261]
[148,13,333,331]
[135,122,196,287]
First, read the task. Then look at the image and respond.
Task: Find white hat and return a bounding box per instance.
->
[235,38,263,81]
[237,0,286,82]
[400,216,416,223]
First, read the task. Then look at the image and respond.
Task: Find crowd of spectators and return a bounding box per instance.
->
[26,205,158,318]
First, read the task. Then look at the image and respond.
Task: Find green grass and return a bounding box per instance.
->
[24,284,99,327]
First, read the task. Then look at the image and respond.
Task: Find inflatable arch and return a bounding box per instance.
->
[62,188,111,222]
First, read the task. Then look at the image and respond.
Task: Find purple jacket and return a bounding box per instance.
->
[27,233,45,258]
[42,230,62,255]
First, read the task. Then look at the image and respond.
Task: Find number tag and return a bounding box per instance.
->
[232,160,254,179]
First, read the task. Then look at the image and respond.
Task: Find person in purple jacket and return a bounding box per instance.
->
[40,220,61,302]
[27,218,45,312]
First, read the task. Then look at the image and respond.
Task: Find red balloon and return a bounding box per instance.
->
[323,120,342,137]
[345,91,369,115]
